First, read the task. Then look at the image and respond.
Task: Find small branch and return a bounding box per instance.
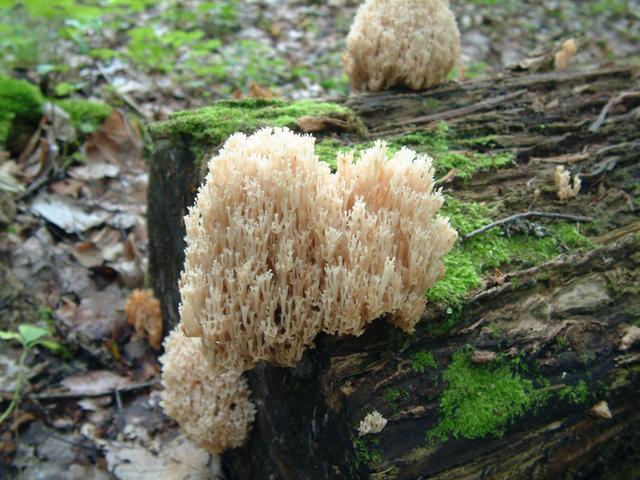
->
[30,379,159,401]
[462,211,593,242]
[114,388,125,433]
[373,89,528,136]
[96,63,151,120]
[589,90,640,132]
[47,432,104,453]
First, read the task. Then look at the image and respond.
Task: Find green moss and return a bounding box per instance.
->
[149,98,356,152]
[354,437,382,468]
[427,350,548,442]
[557,380,590,404]
[387,123,514,181]
[0,75,43,122]
[316,123,513,181]
[56,98,113,133]
[384,388,404,405]
[411,350,437,373]
[0,112,14,148]
[314,138,346,171]
[427,197,596,306]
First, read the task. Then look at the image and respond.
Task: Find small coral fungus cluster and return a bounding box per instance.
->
[343,0,460,92]
[160,127,457,453]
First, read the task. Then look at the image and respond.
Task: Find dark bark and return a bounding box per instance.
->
[148,65,640,480]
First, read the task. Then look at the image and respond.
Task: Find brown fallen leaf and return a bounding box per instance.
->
[297,115,355,133]
[84,110,142,165]
[248,82,276,99]
[49,178,84,198]
[11,412,36,431]
[72,241,104,268]
[125,289,163,350]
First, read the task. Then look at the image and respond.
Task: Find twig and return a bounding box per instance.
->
[462,211,593,242]
[372,89,528,136]
[47,432,104,453]
[114,388,125,433]
[96,63,151,120]
[589,90,640,132]
[30,379,159,401]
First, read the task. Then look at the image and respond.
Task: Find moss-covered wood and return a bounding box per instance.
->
[148,65,640,479]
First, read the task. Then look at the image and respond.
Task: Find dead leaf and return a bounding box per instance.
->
[61,370,131,396]
[21,137,53,182]
[49,178,84,197]
[0,161,25,193]
[101,435,219,480]
[72,241,105,268]
[43,102,76,143]
[78,396,112,411]
[31,193,112,234]
[69,162,120,181]
[297,115,351,133]
[84,110,143,165]
[248,82,276,99]
[11,412,36,431]
[56,284,128,358]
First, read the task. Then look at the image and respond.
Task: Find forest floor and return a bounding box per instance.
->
[0,0,638,478]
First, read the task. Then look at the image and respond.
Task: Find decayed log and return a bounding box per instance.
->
[148,65,640,479]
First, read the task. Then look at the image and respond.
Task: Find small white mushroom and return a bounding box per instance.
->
[358,410,388,436]
[591,400,613,419]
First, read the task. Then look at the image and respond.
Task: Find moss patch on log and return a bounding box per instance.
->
[427,350,548,442]
[427,197,596,307]
[411,350,437,374]
[354,436,382,468]
[315,122,514,179]
[149,98,359,166]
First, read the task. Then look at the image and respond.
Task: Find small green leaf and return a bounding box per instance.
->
[33,339,63,353]
[0,331,21,342]
[18,324,49,346]
[54,82,75,96]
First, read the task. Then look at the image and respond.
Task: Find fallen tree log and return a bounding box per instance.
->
[148,64,640,479]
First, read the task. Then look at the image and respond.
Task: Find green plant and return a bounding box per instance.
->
[354,436,382,467]
[558,380,590,404]
[411,350,437,373]
[0,324,62,424]
[383,388,404,405]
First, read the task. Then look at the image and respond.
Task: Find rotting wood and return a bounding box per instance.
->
[148,64,640,479]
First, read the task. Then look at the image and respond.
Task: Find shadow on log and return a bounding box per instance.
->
[148,64,640,479]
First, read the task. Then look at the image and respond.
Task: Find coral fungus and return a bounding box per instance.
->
[343,0,460,92]
[161,127,456,452]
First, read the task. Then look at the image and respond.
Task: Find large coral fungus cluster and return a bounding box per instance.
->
[343,0,460,92]
[161,127,457,453]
